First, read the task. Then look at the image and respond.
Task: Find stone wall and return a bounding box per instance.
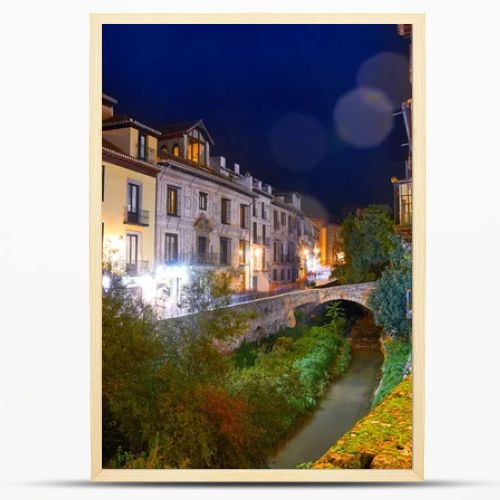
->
[161,282,376,349]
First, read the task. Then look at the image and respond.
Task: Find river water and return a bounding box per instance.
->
[269,346,383,469]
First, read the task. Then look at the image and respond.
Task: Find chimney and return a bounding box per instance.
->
[234,163,240,174]
[209,156,226,170]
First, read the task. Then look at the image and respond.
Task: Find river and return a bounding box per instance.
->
[269,345,383,469]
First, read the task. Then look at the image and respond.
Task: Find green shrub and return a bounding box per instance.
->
[372,338,411,407]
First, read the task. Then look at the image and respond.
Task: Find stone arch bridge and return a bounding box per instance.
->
[226,282,376,346]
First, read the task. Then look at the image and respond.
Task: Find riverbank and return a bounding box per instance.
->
[312,375,413,469]
[373,337,412,407]
[226,317,352,466]
[269,345,383,468]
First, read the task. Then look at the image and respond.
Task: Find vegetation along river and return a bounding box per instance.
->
[269,344,383,469]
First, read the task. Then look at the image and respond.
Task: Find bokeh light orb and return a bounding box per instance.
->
[356,51,410,110]
[269,113,327,171]
[333,87,393,148]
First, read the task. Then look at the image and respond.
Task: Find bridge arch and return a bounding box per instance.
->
[223,282,377,347]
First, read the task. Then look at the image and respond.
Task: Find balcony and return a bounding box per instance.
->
[392,178,412,241]
[392,179,412,226]
[124,208,150,226]
[126,260,150,276]
[163,252,231,267]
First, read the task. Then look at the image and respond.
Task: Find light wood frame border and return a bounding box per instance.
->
[90,12,425,483]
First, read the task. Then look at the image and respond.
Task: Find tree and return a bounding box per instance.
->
[368,241,412,338]
[103,270,257,468]
[102,276,165,460]
[335,205,398,284]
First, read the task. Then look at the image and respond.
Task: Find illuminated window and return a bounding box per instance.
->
[126,233,139,275]
[167,186,179,216]
[239,240,247,265]
[164,233,178,263]
[187,128,206,164]
[172,143,180,156]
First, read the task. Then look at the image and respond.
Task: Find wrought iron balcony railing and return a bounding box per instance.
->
[162,252,233,267]
[124,208,150,226]
[126,260,150,276]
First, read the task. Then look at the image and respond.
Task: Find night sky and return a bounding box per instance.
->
[103,24,411,218]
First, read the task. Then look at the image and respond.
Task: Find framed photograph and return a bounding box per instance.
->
[90,13,425,482]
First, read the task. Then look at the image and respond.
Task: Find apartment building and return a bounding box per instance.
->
[101,93,325,312]
[101,94,160,276]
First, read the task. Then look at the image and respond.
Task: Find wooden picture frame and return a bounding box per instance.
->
[90,12,425,482]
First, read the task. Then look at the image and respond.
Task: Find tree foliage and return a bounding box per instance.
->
[335,205,398,284]
[103,270,352,468]
[368,241,412,338]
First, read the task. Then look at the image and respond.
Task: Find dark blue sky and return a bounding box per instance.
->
[103,24,411,217]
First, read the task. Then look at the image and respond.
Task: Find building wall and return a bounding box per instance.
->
[249,191,272,292]
[101,160,157,274]
[155,162,255,302]
[270,203,300,289]
[103,128,158,161]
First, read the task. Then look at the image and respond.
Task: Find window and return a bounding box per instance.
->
[187,128,206,164]
[281,212,287,226]
[262,248,266,270]
[273,210,279,230]
[273,269,278,281]
[138,132,147,160]
[221,198,231,224]
[220,237,231,265]
[199,192,208,210]
[102,165,105,201]
[240,204,249,229]
[280,269,285,281]
[239,240,247,265]
[252,202,257,217]
[273,242,277,262]
[164,233,178,263]
[253,222,258,243]
[127,182,140,223]
[288,215,293,232]
[287,269,291,281]
[197,236,208,262]
[126,234,139,274]
[167,186,179,216]
[261,202,266,219]
[172,143,180,156]
[262,224,267,244]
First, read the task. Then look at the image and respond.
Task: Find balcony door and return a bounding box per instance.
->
[126,233,139,275]
[197,235,208,263]
[127,182,139,224]
[165,233,179,264]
